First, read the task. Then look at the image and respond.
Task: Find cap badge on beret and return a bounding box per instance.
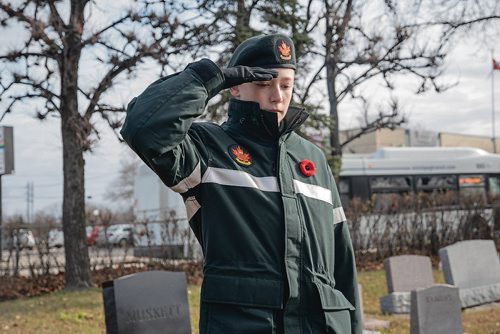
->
[277,40,292,61]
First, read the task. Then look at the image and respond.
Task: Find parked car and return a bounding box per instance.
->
[48,229,64,248]
[2,228,35,250]
[86,226,99,246]
[48,226,100,248]
[96,224,134,247]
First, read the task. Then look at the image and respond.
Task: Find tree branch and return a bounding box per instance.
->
[341,99,406,148]
[407,15,500,30]
[47,1,65,39]
[0,3,61,52]
[300,63,325,105]
[0,92,58,122]
[83,53,143,119]
[0,50,58,61]
[80,14,131,47]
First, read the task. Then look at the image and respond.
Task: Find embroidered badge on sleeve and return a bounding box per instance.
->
[229,145,252,166]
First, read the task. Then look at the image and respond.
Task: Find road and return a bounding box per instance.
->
[0,246,140,276]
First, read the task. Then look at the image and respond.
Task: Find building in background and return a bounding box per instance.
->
[340,127,500,154]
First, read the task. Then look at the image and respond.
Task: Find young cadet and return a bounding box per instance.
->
[121,34,362,333]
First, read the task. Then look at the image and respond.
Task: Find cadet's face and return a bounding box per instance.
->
[230,68,295,123]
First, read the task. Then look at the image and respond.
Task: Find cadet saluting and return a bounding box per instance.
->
[121,33,362,334]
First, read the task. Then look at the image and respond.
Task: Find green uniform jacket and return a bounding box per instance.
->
[121,59,362,334]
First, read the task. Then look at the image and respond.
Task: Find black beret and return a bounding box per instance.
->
[227,34,296,70]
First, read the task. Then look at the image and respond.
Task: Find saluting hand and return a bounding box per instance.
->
[222,66,278,89]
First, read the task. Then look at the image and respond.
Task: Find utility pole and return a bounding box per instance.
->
[31,182,34,223]
[26,183,30,224]
[26,182,34,224]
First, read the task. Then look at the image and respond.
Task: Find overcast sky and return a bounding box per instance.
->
[1,5,499,219]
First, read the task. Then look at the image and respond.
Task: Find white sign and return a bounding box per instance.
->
[0,126,14,175]
[0,127,4,174]
[0,148,4,174]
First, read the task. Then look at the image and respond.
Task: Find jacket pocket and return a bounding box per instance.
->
[313,280,355,333]
[201,274,283,308]
[201,302,275,334]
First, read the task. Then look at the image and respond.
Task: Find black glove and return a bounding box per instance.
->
[222,66,278,89]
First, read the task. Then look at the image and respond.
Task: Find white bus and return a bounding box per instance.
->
[339,147,500,207]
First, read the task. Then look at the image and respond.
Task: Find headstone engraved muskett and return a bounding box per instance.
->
[439,239,500,308]
[410,284,463,334]
[380,255,434,314]
[124,304,182,324]
[102,271,191,334]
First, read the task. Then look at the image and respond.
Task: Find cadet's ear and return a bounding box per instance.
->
[229,86,240,98]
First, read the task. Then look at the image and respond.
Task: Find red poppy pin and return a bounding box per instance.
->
[299,159,315,177]
[229,144,252,166]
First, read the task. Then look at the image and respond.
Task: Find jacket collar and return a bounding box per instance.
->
[223,99,309,141]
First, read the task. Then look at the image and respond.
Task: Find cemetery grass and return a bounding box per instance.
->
[0,270,499,334]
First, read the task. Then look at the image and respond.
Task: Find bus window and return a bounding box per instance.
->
[370,176,412,193]
[416,175,457,192]
[488,176,500,196]
[338,179,350,194]
[350,176,370,200]
[338,178,350,207]
[369,176,412,211]
[459,175,486,197]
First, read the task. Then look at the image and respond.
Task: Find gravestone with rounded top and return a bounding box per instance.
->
[439,239,500,308]
[102,270,191,334]
[380,255,434,314]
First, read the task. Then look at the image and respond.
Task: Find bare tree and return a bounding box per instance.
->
[297,0,499,171]
[299,1,438,160]
[0,1,191,288]
[105,153,140,208]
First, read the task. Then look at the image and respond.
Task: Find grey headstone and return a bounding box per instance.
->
[384,255,434,293]
[380,255,434,314]
[410,284,463,334]
[439,240,500,289]
[103,271,191,334]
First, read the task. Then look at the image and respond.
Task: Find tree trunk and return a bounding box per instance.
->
[325,14,341,158]
[59,1,92,289]
[234,0,254,45]
[60,111,92,289]
[326,60,341,157]
[324,0,351,160]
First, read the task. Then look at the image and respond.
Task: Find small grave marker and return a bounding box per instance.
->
[102,271,191,334]
[410,284,463,334]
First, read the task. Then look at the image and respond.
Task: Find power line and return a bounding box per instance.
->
[6,183,61,189]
